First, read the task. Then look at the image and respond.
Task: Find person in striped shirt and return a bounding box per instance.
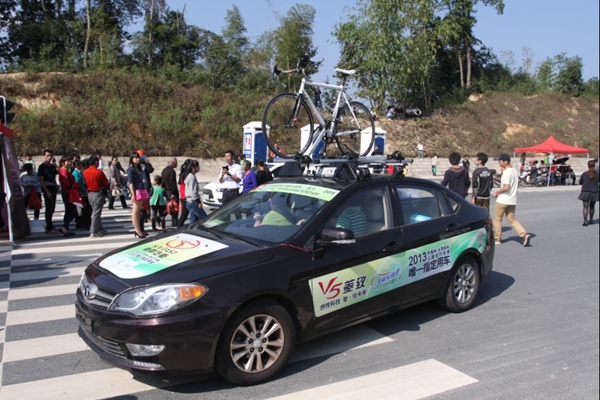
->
[335,197,368,237]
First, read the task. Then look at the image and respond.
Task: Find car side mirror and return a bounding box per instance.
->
[316,228,356,247]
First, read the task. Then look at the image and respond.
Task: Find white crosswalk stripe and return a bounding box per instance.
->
[0,205,478,399]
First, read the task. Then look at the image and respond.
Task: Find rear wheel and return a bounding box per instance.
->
[438,256,480,313]
[262,93,314,159]
[333,101,375,157]
[215,300,295,386]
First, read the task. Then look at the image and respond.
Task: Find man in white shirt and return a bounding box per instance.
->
[417,142,424,158]
[219,150,243,205]
[492,153,531,247]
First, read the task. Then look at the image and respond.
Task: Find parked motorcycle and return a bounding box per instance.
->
[519,167,548,187]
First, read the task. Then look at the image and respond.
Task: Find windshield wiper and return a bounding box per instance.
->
[195,224,223,239]
[220,231,259,246]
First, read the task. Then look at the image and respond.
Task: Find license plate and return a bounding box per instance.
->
[76,311,94,332]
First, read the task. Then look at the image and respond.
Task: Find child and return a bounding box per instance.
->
[149,175,167,231]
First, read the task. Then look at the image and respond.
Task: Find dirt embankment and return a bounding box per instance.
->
[1,73,598,158]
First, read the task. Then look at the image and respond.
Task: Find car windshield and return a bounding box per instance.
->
[199,183,339,245]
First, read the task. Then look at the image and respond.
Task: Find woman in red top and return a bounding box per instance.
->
[58,156,78,237]
[177,159,191,227]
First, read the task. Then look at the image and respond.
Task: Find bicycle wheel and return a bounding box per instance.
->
[333,101,375,157]
[262,93,314,159]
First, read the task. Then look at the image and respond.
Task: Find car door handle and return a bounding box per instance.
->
[446,223,460,232]
[383,241,402,253]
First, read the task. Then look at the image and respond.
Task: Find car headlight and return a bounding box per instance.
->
[216,188,224,192]
[109,284,208,317]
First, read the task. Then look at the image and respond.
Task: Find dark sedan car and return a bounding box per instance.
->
[76,163,494,385]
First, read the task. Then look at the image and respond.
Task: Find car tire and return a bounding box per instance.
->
[439,256,480,313]
[215,299,295,386]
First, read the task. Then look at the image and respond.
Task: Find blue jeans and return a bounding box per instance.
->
[187,201,207,223]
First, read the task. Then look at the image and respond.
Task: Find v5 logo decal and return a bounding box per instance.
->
[318,278,342,299]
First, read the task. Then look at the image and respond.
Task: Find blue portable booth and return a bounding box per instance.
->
[243,121,269,167]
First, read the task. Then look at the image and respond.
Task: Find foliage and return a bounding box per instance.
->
[2,70,268,156]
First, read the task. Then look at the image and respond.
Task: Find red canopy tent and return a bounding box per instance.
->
[514,135,589,154]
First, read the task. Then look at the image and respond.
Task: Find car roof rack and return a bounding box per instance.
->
[271,152,413,182]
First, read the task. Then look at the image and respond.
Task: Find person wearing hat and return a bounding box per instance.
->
[492,153,531,247]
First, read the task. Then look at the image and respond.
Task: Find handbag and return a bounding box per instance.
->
[135,188,150,201]
[112,188,124,197]
[167,198,180,216]
[28,192,42,210]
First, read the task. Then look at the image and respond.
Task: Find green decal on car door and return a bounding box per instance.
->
[310,228,486,316]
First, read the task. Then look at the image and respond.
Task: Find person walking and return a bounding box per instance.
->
[417,142,424,159]
[84,155,110,237]
[58,156,78,237]
[72,160,90,230]
[441,152,471,198]
[219,150,243,205]
[241,160,258,194]
[578,160,599,226]
[150,175,167,231]
[492,153,531,246]
[161,157,179,227]
[107,155,128,210]
[431,153,438,176]
[20,163,42,220]
[38,149,61,235]
[127,152,148,238]
[177,159,191,227]
[471,153,493,212]
[256,160,273,185]
[462,155,471,171]
[185,160,208,223]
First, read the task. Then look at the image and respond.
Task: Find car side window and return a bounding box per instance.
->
[326,187,390,237]
[396,185,447,225]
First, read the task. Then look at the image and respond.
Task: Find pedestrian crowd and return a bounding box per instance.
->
[19,149,274,240]
[18,148,595,246]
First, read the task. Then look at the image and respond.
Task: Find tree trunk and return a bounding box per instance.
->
[465,37,472,88]
[148,0,155,66]
[458,50,464,88]
[83,0,91,69]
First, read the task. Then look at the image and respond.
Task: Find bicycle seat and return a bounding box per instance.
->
[335,68,355,76]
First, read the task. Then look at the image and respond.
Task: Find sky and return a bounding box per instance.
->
[153,0,599,83]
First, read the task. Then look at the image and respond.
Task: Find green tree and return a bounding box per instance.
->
[85,0,142,68]
[438,0,504,89]
[202,5,249,89]
[334,0,440,109]
[273,4,320,90]
[2,0,81,70]
[535,53,584,96]
[555,54,584,96]
[130,8,205,72]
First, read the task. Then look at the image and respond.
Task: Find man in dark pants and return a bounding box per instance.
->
[219,150,243,205]
[38,149,60,235]
[161,157,178,227]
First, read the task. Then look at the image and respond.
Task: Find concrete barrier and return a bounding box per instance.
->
[24,154,595,184]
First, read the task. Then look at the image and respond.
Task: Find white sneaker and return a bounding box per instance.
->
[495,241,501,245]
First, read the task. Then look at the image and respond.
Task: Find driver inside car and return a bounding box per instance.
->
[254,194,305,226]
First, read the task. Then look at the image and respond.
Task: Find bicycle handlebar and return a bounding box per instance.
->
[272,64,311,86]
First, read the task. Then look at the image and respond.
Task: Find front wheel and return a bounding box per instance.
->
[262,93,314,159]
[215,299,295,386]
[438,255,480,313]
[333,101,375,157]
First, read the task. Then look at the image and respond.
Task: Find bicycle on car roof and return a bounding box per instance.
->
[262,60,376,160]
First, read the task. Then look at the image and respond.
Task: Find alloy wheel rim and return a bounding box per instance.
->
[230,314,285,373]
[453,264,476,303]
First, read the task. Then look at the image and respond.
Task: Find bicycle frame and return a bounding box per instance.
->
[293,77,356,157]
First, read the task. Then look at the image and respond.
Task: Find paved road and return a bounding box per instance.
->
[0,185,598,399]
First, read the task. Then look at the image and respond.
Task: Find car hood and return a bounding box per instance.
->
[90,230,277,290]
